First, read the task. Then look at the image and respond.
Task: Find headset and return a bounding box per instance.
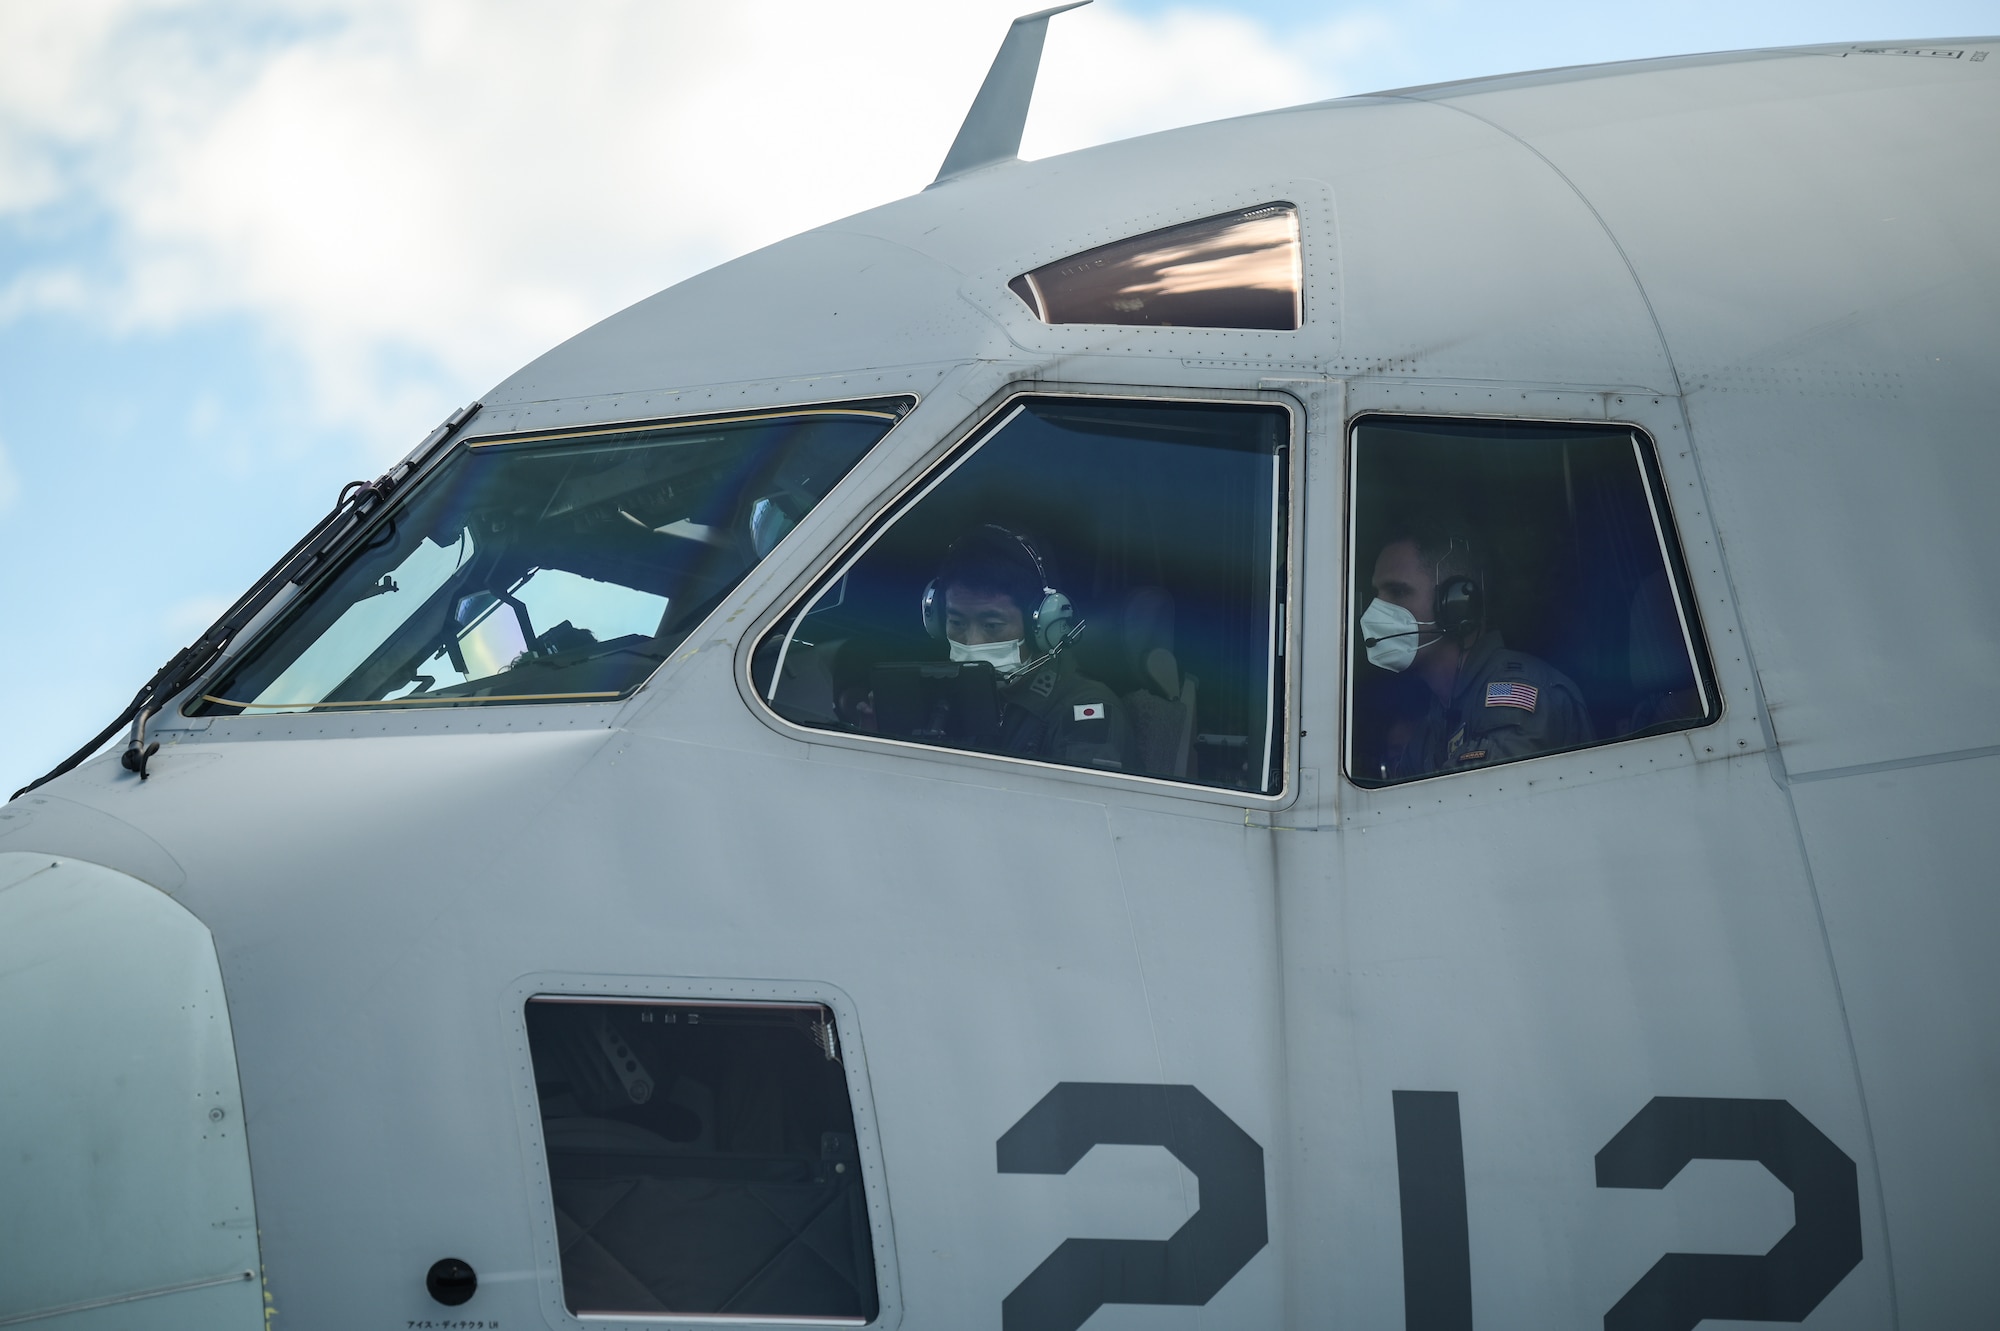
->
[1429,533,1485,639]
[1434,574,1483,638]
[921,525,1076,654]
[1361,535,1485,651]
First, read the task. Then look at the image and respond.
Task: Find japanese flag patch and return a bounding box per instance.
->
[1485,681,1538,711]
[1074,702,1106,721]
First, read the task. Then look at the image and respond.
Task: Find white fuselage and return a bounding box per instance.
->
[3,37,1997,1331]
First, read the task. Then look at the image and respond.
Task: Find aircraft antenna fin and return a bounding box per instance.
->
[930,1,1090,187]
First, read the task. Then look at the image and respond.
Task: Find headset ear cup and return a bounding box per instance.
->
[921,579,946,640]
[933,528,1074,652]
[1435,576,1482,636]
[1031,590,1074,654]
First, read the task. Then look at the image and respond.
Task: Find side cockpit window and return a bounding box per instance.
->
[526,997,878,1322]
[754,397,1290,794]
[1347,417,1716,786]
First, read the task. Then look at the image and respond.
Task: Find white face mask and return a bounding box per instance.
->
[1359,598,1433,673]
[949,636,1025,676]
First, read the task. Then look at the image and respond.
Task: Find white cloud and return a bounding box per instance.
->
[0,266,91,322]
[0,1,1387,458]
[1027,5,1344,154]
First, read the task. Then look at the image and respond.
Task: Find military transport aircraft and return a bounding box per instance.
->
[3,7,1996,1328]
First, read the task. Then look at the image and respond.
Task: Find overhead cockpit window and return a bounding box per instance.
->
[189,402,909,715]
[754,397,1290,793]
[1347,417,1718,787]
[1007,203,1301,330]
[525,997,878,1322]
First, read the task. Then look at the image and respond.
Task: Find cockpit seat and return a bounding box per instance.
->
[1118,587,1198,779]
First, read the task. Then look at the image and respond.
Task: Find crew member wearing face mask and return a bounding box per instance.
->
[933,525,1128,769]
[1360,529,1592,779]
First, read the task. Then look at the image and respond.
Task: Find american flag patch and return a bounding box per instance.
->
[1074,702,1105,721]
[1486,681,1538,711]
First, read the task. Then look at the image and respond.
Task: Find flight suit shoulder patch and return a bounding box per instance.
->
[1484,680,1539,712]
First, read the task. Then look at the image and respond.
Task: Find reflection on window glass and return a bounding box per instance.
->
[755,398,1289,793]
[1347,417,1716,786]
[254,532,477,707]
[1008,203,1301,330]
[191,402,908,714]
[525,998,877,1322]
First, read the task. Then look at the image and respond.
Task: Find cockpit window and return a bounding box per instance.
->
[525,997,878,1321]
[1346,416,1718,786]
[190,402,908,715]
[754,397,1290,793]
[1008,203,1301,330]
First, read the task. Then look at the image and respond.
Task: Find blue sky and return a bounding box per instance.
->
[2,0,1994,794]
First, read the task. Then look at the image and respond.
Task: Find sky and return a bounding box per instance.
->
[2,0,1994,795]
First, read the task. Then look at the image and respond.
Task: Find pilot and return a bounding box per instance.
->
[1361,526,1592,778]
[926,525,1128,769]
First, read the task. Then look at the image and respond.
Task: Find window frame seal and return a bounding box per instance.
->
[1339,409,1724,790]
[176,396,917,721]
[1004,200,1306,332]
[739,384,1302,807]
[503,972,904,1330]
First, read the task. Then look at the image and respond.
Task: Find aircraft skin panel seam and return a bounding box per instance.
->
[825,179,1337,363]
[1769,754,1906,1328]
[1343,39,1994,105]
[1786,740,2000,785]
[474,363,959,426]
[809,223,1065,362]
[1656,281,1910,1331]
[0,858,58,897]
[1436,100,1906,1323]
[1382,94,1686,399]
[1386,89,1909,1326]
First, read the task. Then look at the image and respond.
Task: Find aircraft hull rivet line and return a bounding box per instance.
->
[0,1270,255,1328]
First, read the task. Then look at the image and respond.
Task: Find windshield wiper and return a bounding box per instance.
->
[10,401,482,799]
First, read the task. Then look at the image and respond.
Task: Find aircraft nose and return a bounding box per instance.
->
[0,852,264,1328]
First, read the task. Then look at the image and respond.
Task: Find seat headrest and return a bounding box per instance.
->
[1121,587,1179,699]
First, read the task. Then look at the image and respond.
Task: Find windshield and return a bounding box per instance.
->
[192,402,907,715]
